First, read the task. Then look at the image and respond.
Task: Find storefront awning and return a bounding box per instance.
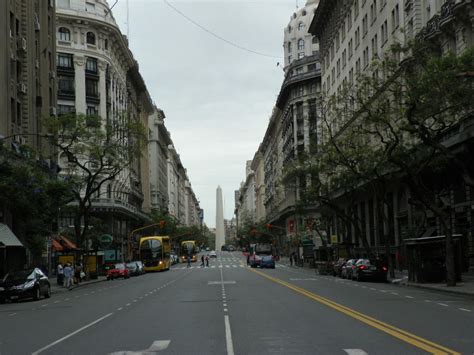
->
[0,223,24,247]
[52,235,78,252]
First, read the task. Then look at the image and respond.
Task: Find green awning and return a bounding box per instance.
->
[0,223,24,247]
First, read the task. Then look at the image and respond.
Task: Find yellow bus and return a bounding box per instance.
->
[180,240,197,263]
[139,236,171,272]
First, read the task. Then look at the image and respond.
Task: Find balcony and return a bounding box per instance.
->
[424,15,441,40]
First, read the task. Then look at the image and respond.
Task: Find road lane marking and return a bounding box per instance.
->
[438,303,449,307]
[391,292,399,296]
[250,269,460,355]
[224,315,234,355]
[458,308,471,312]
[32,313,113,354]
[126,303,131,306]
[117,307,123,311]
[344,350,368,355]
[405,296,414,299]
[8,313,16,316]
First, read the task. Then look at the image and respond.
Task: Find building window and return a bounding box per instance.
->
[86,79,98,97]
[58,104,75,115]
[356,58,361,73]
[86,105,98,116]
[336,59,341,77]
[104,39,108,50]
[348,39,353,58]
[312,36,318,44]
[58,75,75,95]
[298,22,305,31]
[381,20,388,45]
[298,52,305,59]
[342,49,347,68]
[57,53,73,68]
[86,57,98,73]
[354,0,359,19]
[362,14,368,36]
[288,55,292,64]
[371,34,378,58]
[391,4,400,31]
[298,39,305,50]
[370,0,377,24]
[363,47,369,68]
[296,67,304,74]
[288,42,292,52]
[86,31,96,45]
[288,25,292,33]
[58,27,71,41]
[355,27,360,48]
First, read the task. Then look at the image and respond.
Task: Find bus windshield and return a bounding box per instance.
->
[140,239,163,260]
[181,241,196,255]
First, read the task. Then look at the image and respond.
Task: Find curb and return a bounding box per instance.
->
[50,278,107,294]
[391,280,474,298]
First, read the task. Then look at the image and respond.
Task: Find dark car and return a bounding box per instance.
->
[0,268,51,303]
[352,259,388,282]
[260,255,276,269]
[340,259,357,279]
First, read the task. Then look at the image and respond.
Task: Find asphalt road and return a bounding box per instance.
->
[0,252,473,355]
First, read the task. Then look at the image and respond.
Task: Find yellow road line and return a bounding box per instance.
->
[250,269,460,355]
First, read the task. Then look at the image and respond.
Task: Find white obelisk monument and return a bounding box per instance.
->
[215,186,225,251]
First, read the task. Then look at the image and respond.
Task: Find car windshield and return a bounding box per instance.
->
[3,269,35,282]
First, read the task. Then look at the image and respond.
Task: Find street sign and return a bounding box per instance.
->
[99,234,113,248]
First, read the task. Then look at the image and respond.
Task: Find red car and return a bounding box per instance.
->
[106,263,130,280]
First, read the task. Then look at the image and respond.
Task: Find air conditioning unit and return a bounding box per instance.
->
[18,82,27,94]
[35,59,40,68]
[34,15,41,31]
[50,71,56,79]
[50,107,57,116]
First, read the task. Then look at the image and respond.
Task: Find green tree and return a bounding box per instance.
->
[0,144,73,263]
[44,113,146,259]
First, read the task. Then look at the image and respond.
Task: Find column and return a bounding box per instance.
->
[74,55,86,114]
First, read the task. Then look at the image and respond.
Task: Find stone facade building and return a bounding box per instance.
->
[309,0,474,269]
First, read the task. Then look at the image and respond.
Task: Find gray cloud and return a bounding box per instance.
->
[111,0,297,226]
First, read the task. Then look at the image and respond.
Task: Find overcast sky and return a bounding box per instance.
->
[111,0,299,227]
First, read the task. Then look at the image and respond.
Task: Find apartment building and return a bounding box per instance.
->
[309,0,474,268]
[55,0,153,245]
[0,0,56,153]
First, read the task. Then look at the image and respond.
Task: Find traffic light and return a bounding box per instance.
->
[266,224,273,230]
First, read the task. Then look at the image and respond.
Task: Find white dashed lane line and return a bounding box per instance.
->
[459,308,471,312]
[437,303,449,307]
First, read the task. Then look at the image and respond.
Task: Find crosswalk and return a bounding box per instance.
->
[171,263,290,270]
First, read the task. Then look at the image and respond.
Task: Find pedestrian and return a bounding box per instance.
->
[63,263,73,290]
[57,263,64,286]
[187,254,191,267]
[201,255,205,267]
[289,254,293,266]
[205,255,209,267]
[300,253,304,267]
[74,262,82,284]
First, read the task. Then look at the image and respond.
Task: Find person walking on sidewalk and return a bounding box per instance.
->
[205,255,209,267]
[200,255,205,267]
[63,263,73,290]
[289,254,293,266]
[57,263,64,286]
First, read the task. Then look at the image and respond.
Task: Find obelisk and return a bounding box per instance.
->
[216,186,225,251]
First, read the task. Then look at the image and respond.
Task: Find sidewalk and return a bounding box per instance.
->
[49,276,107,294]
[389,270,474,298]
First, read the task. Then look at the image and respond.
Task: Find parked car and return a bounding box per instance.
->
[332,258,347,277]
[209,250,217,258]
[106,263,130,280]
[260,255,276,269]
[340,259,357,279]
[0,268,51,303]
[352,259,388,282]
[126,262,142,276]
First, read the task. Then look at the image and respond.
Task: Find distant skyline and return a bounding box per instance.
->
[111,0,301,227]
